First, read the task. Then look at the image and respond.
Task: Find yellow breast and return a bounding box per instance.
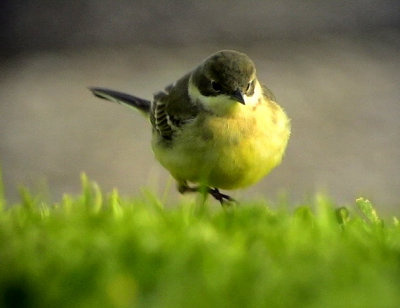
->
[152,98,290,190]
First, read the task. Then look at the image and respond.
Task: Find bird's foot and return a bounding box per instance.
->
[207,188,235,205]
[178,184,236,205]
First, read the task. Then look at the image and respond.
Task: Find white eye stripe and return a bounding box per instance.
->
[188,78,263,114]
[246,79,256,92]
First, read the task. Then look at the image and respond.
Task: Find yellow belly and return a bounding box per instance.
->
[152,101,290,190]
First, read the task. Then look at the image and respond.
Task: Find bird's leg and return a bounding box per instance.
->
[207,188,235,205]
[177,183,199,194]
[178,183,208,204]
[178,183,235,205]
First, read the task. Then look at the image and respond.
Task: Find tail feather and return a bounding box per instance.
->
[89,87,151,114]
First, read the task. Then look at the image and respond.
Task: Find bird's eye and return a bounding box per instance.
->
[246,80,253,93]
[211,81,222,92]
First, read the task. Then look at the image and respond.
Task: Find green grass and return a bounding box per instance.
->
[1,176,400,308]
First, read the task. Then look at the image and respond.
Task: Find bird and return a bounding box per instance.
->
[90,50,290,204]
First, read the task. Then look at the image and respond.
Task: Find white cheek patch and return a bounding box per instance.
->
[244,81,263,106]
[188,80,201,101]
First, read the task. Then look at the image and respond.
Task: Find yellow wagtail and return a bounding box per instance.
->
[90,50,290,204]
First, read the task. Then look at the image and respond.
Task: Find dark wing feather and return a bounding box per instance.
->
[151,74,200,142]
[89,87,151,114]
[151,92,174,140]
[262,85,276,102]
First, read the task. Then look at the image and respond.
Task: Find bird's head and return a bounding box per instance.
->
[189,50,261,115]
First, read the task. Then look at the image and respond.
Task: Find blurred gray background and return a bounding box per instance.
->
[1,1,399,211]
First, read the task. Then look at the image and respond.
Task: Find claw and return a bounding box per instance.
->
[178,183,236,205]
[208,188,235,205]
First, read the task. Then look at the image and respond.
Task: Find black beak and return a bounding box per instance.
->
[231,89,245,105]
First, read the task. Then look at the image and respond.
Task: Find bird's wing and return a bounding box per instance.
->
[151,74,200,141]
[89,87,151,115]
[262,85,276,102]
[151,91,174,140]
